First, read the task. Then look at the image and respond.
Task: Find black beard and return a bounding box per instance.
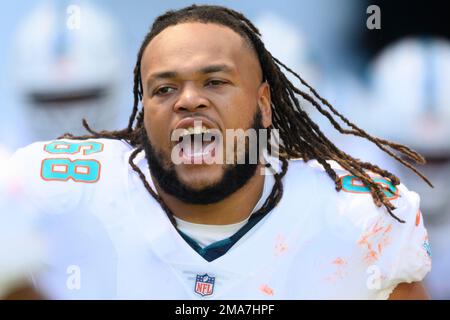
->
[142,110,263,205]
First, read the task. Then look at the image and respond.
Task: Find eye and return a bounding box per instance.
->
[154,86,176,96]
[206,79,227,87]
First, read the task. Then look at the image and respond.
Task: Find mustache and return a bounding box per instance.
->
[141,109,264,205]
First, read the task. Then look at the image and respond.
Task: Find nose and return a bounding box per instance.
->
[173,83,210,113]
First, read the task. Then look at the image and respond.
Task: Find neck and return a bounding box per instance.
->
[152,165,265,225]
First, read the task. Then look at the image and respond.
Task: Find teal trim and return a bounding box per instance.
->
[423,241,432,258]
[45,141,103,155]
[179,231,203,252]
[177,210,268,262]
[198,238,233,257]
[41,158,100,182]
[341,175,397,198]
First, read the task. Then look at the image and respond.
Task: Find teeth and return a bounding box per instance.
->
[180,126,211,137]
[194,126,203,135]
[179,129,190,138]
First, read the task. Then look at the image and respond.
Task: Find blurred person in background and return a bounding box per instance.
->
[1,0,124,299]
[10,0,124,142]
[365,37,450,298]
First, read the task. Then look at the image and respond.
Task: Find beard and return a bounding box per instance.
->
[142,109,264,205]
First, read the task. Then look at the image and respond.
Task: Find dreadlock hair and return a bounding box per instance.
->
[60,4,432,224]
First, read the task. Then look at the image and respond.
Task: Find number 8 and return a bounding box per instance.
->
[41,158,100,183]
[41,141,103,183]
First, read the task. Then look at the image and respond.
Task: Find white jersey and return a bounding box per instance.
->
[173,173,275,249]
[4,138,431,299]
[0,147,46,297]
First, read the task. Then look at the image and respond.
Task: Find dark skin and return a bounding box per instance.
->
[1,22,429,300]
[140,22,271,225]
[138,21,429,299]
[0,21,427,301]
[3,284,44,300]
[141,22,429,300]
[388,282,430,300]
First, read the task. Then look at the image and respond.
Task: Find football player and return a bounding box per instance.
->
[3,5,431,299]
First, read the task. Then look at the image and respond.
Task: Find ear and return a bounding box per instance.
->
[257,81,272,128]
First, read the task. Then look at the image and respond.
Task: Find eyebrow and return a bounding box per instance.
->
[147,64,235,84]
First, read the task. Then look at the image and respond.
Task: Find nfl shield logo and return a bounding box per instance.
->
[194,274,215,297]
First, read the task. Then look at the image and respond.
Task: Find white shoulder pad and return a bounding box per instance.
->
[311,162,432,297]
[7,138,132,215]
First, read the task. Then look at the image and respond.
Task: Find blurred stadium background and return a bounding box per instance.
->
[0,0,449,298]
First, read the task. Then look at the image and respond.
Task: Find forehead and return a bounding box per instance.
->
[141,22,260,78]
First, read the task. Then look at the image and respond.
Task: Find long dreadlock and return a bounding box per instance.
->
[61,4,432,224]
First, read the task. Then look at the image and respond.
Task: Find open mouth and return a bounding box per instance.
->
[176,125,219,163]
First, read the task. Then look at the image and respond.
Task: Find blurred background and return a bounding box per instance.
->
[0,0,448,298]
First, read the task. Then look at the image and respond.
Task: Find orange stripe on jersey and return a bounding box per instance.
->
[415,209,421,227]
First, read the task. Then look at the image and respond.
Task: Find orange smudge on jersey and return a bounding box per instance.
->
[357,235,370,247]
[358,218,392,264]
[274,234,288,256]
[332,257,346,266]
[382,235,391,246]
[260,284,274,296]
[371,219,384,234]
[376,234,392,257]
[327,257,347,283]
[358,218,388,246]
[415,209,421,227]
[383,224,392,235]
[364,249,378,264]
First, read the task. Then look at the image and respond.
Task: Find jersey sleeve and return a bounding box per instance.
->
[347,181,433,299]
[1,139,131,298]
[5,138,128,215]
[377,183,432,295]
[6,141,82,214]
[0,151,47,297]
[328,165,432,299]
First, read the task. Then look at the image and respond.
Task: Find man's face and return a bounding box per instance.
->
[140,22,271,193]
